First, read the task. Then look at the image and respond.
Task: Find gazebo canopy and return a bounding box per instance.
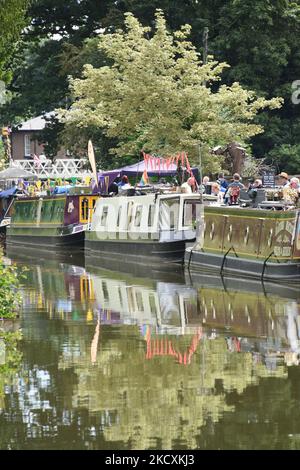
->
[0,166,37,180]
[99,159,199,190]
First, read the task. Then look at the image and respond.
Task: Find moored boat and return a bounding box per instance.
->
[185,204,300,281]
[85,190,202,265]
[7,191,98,249]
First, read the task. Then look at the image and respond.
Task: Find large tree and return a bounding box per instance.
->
[59,11,282,169]
[2,0,300,171]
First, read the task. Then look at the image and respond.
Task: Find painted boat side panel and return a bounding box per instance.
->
[10,197,66,227]
[64,195,80,226]
[201,207,299,262]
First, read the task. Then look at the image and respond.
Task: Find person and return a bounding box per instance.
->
[217,173,228,191]
[187,175,198,193]
[247,178,263,200]
[181,178,193,194]
[211,182,225,204]
[118,175,131,193]
[290,177,300,193]
[211,182,221,195]
[226,173,244,205]
[278,172,290,188]
[283,177,300,204]
[200,176,211,194]
[228,173,244,190]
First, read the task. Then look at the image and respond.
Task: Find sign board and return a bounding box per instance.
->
[262,171,275,188]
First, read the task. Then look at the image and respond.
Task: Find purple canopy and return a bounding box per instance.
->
[98,159,199,192]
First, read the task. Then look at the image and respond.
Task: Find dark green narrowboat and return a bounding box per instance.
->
[7,194,98,250]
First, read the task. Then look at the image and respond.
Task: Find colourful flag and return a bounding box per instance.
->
[139,168,149,186]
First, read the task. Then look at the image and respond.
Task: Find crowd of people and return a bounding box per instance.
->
[196,171,300,205]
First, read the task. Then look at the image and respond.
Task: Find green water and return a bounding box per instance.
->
[1,251,300,450]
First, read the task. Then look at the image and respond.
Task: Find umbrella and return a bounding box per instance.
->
[0,166,38,180]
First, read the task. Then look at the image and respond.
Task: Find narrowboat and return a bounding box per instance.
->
[6,191,98,249]
[185,204,300,281]
[85,191,202,264]
[0,187,22,237]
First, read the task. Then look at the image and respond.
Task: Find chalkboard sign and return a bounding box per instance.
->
[262,171,275,188]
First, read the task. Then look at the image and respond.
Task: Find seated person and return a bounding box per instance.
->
[290,177,300,193]
[277,171,290,188]
[211,182,225,203]
[283,177,300,204]
[247,178,263,199]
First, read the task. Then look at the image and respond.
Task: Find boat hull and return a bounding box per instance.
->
[6,230,84,250]
[85,239,188,265]
[185,248,300,282]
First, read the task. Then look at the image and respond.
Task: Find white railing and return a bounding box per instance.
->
[12,159,93,179]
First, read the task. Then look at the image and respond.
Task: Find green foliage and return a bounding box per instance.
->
[0,140,6,170]
[267,144,300,174]
[0,254,23,319]
[59,11,282,167]
[1,0,300,172]
[0,0,30,82]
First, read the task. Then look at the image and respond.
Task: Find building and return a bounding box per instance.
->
[10,113,64,161]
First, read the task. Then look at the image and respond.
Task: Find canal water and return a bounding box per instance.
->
[1,249,300,450]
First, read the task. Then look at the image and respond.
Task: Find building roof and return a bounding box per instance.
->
[17,112,55,131]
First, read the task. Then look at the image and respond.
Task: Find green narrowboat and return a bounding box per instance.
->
[185,205,300,281]
[7,193,98,249]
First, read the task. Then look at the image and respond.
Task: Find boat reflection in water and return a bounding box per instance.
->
[15,253,300,370]
[2,253,300,450]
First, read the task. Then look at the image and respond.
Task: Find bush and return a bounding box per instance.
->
[0,252,22,319]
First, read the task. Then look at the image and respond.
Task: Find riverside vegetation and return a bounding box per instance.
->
[0,251,24,408]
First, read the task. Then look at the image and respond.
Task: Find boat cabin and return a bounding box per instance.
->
[7,193,99,248]
[89,193,202,242]
[86,192,202,264]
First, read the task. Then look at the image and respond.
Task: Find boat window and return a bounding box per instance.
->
[101,206,109,226]
[134,205,143,227]
[118,287,123,308]
[81,198,89,222]
[183,200,202,228]
[127,202,134,225]
[148,205,155,227]
[116,206,122,227]
[159,198,179,230]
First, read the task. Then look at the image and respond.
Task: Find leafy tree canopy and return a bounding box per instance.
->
[1,0,300,172]
[59,11,282,169]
